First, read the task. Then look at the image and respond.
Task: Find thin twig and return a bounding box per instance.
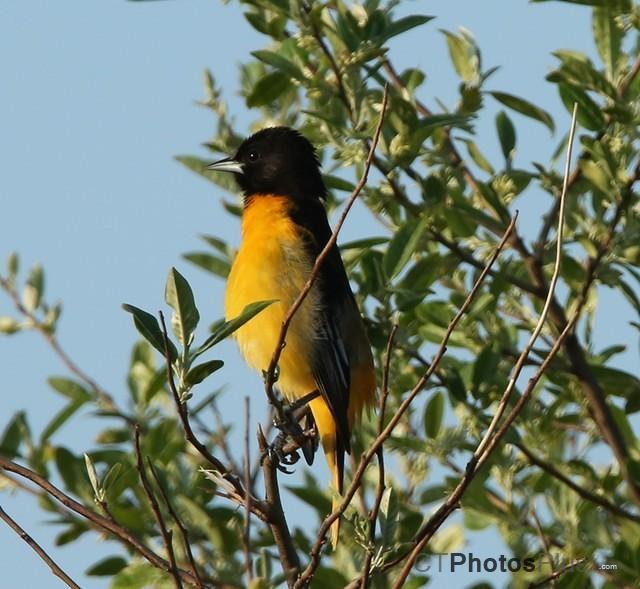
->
[517,443,640,523]
[243,397,254,582]
[263,85,389,414]
[293,215,517,589]
[389,298,584,588]
[158,312,267,521]
[0,502,81,589]
[0,276,117,411]
[528,558,587,589]
[134,425,183,589]
[257,426,300,586]
[361,323,398,589]
[148,464,206,589]
[0,457,214,588]
[388,105,577,588]
[530,507,557,588]
[472,103,578,463]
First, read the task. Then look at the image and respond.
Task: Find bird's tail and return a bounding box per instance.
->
[309,396,344,549]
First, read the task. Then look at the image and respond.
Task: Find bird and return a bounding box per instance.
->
[207,126,376,546]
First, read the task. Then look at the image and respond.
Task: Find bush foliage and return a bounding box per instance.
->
[2,1,640,588]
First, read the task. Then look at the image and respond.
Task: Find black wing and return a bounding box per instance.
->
[289,199,359,462]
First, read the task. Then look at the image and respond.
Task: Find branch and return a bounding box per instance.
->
[528,558,587,589]
[148,463,206,589]
[0,457,215,589]
[293,214,517,589]
[388,109,578,586]
[530,507,557,588]
[472,103,577,462]
[0,502,81,589]
[158,311,268,522]
[263,85,389,411]
[0,276,117,411]
[134,425,183,589]
[361,323,398,589]
[390,292,585,588]
[257,426,300,586]
[516,443,640,524]
[242,397,253,583]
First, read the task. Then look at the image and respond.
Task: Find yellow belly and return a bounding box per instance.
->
[224,195,320,400]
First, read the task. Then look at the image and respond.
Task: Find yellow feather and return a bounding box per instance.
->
[225,194,376,548]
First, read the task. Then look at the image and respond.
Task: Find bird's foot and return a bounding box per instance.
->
[261,410,318,474]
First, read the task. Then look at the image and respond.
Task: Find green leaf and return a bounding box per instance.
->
[195,300,275,358]
[590,365,640,399]
[23,264,44,311]
[251,50,303,80]
[340,237,388,251]
[323,174,355,193]
[473,346,500,389]
[489,91,555,132]
[0,316,21,335]
[424,392,445,438]
[112,563,163,589]
[378,487,399,547]
[246,71,292,108]
[55,447,81,494]
[122,304,177,360]
[186,359,224,386]
[84,453,101,499]
[462,139,494,174]
[165,267,200,348]
[441,29,480,84]
[40,399,86,443]
[382,15,434,42]
[495,110,516,161]
[6,251,19,282]
[592,5,623,80]
[580,159,612,193]
[55,522,89,546]
[183,252,230,278]
[47,377,92,402]
[102,463,123,494]
[558,84,604,130]
[383,217,429,280]
[286,483,331,515]
[0,412,27,458]
[199,234,230,255]
[86,556,128,577]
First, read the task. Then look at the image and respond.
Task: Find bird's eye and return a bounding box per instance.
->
[248,151,260,162]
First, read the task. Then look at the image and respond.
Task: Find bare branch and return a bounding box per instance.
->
[134,425,183,589]
[294,215,517,589]
[242,397,254,583]
[0,457,217,588]
[517,443,640,524]
[148,463,206,589]
[528,558,587,589]
[0,502,81,589]
[257,426,300,586]
[530,507,557,588]
[0,276,117,411]
[361,322,398,589]
[473,103,578,463]
[263,85,389,414]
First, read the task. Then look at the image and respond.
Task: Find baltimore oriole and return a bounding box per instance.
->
[208,127,376,546]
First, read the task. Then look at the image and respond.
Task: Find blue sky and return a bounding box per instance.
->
[0,0,628,587]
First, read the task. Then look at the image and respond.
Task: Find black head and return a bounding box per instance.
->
[207,127,327,201]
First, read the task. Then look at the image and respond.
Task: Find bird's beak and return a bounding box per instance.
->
[206,157,244,175]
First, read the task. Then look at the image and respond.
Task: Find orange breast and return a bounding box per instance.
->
[224,195,320,401]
